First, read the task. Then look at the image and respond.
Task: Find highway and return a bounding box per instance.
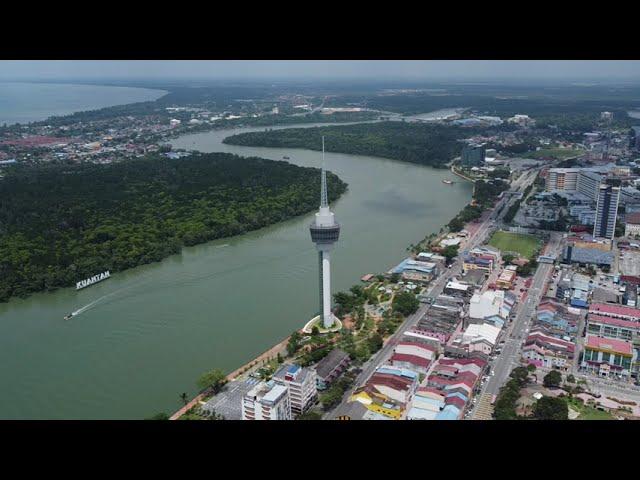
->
[328,168,539,419]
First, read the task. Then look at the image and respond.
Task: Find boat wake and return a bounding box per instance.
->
[70,291,119,317]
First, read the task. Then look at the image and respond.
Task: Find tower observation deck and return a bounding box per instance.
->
[309,137,340,329]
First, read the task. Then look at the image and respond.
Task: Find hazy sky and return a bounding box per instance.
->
[1,60,640,81]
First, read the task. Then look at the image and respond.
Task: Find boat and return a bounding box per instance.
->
[64,312,73,320]
[283,156,290,160]
[442,179,453,185]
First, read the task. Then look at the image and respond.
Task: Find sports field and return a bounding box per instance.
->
[488,231,541,258]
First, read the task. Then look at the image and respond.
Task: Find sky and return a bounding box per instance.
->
[1,60,640,81]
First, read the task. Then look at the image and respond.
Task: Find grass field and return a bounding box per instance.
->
[567,398,615,420]
[488,231,541,258]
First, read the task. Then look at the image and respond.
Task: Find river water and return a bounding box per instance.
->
[0,122,472,419]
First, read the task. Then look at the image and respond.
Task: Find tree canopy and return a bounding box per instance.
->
[0,152,346,302]
[197,368,227,393]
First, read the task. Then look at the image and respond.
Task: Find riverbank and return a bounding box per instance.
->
[0,121,472,420]
[168,143,481,421]
[170,333,291,420]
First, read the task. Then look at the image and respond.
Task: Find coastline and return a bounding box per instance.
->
[170,333,292,420]
[0,81,167,126]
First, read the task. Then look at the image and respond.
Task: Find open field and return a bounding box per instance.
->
[568,398,615,420]
[489,231,541,258]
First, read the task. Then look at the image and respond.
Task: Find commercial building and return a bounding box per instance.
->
[460,143,486,167]
[576,170,603,202]
[496,265,517,290]
[364,366,419,405]
[390,341,437,374]
[536,299,579,338]
[508,114,536,127]
[630,126,640,150]
[546,168,579,192]
[586,314,638,342]
[469,290,511,324]
[313,348,350,391]
[458,323,502,355]
[625,212,640,238]
[619,187,640,207]
[242,381,292,420]
[589,303,640,322]
[272,364,317,416]
[522,329,575,370]
[462,246,501,274]
[581,335,635,379]
[563,243,614,267]
[391,258,438,283]
[593,184,620,241]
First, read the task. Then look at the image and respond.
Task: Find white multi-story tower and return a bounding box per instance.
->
[309,137,341,329]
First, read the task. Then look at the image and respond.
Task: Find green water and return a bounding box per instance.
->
[0,123,472,419]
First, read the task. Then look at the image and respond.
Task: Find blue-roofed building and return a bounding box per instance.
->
[391,258,438,283]
[435,404,461,420]
[376,366,419,381]
[563,244,613,267]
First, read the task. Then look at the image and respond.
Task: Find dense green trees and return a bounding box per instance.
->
[493,366,531,420]
[392,291,419,316]
[0,153,347,302]
[197,368,227,393]
[543,370,563,388]
[224,122,479,169]
[533,396,568,420]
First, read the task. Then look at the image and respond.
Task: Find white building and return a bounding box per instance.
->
[460,323,502,355]
[272,364,317,416]
[625,213,640,238]
[242,381,291,420]
[508,114,536,127]
[469,290,506,321]
[576,170,602,201]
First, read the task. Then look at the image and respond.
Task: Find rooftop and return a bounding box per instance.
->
[314,348,350,380]
[589,303,640,319]
[585,335,634,355]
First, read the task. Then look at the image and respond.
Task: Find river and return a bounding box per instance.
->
[0,122,472,419]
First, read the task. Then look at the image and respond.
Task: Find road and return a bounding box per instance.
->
[469,232,563,419]
[328,168,540,419]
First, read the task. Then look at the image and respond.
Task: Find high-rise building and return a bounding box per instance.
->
[546,168,579,192]
[630,126,640,150]
[309,137,341,329]
[272,364,317,416]
[242,381,291,420]
[593,184,620,241]
[576,170,602,201]
[460,143,486,167]
[601,111,613,123]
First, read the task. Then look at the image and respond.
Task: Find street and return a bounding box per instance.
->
[328,170,538,419]
[469,232,563,418]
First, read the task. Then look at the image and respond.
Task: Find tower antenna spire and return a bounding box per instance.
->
[321,136,328,208]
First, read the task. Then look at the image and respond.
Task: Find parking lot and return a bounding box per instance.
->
[619,249,640,276]
[200,377,260,420]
